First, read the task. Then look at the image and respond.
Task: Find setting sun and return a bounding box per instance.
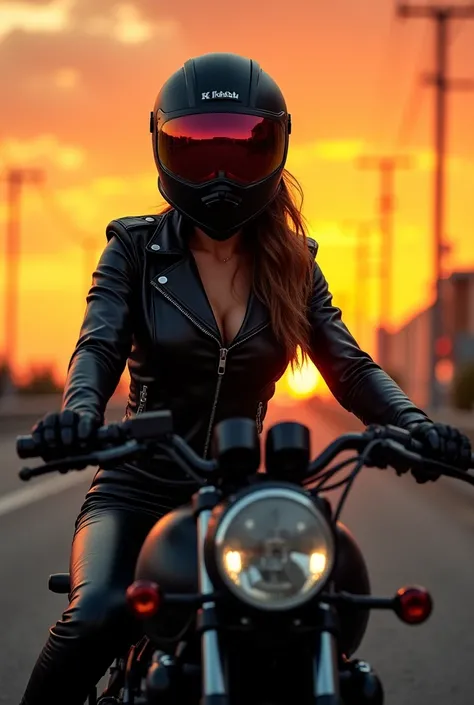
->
[283,352,321,399]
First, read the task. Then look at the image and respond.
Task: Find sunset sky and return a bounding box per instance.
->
[1,0,474,382]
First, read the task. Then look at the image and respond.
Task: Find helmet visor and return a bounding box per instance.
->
[157,113,286,186]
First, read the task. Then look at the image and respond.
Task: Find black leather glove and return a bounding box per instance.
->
[408,421,472,483]
[31,410,100,460]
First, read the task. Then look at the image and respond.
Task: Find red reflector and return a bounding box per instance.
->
[395,586,433,625]
[126,580,161,618]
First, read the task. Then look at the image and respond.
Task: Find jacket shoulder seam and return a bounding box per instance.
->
[106,214,166,242]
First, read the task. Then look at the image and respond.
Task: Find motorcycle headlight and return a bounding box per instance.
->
[213,487,335,611]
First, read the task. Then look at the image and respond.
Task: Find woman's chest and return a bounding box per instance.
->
[135,266,288,389]
[192,255,251,346]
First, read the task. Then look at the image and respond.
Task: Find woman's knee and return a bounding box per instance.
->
[52,585,130,642]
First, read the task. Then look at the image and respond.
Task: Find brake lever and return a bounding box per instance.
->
[374,439,474,485]
[19,440,146,481]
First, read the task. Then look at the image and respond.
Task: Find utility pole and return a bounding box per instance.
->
[356,155,411,366]
[340,220,375,346]
[1,168,45,382]
[398,3,474,409]
[355,222,375,349]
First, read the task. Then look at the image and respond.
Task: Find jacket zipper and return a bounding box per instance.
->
[151,279,269,457]
[256,401,264,434]
[137,384,148,415]
[203,348,228,458]
[151,280,221,346]
[202,328,269,457]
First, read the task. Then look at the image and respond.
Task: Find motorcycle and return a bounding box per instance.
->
[16,411,474,705]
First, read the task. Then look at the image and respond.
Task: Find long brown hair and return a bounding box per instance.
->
[250,169,313,366]
[158,169,314,366]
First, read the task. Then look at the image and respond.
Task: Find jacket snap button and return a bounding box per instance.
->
[158,276,168,284]
[151,244,161,251]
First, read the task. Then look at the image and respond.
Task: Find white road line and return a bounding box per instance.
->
[0,470,94,519]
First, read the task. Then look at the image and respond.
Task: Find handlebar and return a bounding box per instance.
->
[16,410,175,459]
[15,412,474,488]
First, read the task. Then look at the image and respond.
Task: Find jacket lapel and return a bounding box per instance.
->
[147,210,270,344]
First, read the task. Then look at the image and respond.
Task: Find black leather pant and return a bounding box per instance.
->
[20,465,370,705]
[20,464,186,705]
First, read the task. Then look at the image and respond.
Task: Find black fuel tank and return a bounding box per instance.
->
[135,504,198,593]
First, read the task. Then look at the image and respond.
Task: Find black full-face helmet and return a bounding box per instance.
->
[150,52,291,240]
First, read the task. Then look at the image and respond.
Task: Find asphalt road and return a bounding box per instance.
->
[1,401,473,705]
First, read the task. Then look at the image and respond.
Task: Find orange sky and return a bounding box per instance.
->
[1,0,474,382]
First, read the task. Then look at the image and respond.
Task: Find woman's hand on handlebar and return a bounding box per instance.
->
[31,410,101,460]
[407,421,472,483]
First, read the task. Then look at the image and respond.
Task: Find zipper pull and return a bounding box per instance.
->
[256,401,263,434]
[218,348,228,375]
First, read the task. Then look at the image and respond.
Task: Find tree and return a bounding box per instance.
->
[17,367,63,396]
[0,361,12,397]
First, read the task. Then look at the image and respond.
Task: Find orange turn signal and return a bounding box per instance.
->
[126,580,161,618]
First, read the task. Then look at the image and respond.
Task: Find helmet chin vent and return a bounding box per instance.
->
[201,191,242,207]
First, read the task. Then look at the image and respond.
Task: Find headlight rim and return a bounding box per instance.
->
[205,482,336,613]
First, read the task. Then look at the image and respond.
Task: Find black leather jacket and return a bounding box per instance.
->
[62,209,428,458]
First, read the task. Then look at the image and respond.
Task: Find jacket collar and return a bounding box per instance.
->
[146,209,270,345]
[145,209,189,255]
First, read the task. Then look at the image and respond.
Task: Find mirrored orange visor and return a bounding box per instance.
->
[158,113,286,185]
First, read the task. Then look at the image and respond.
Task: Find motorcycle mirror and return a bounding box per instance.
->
[265,422,311,480]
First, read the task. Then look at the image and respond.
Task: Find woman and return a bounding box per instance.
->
[20,52,471,705]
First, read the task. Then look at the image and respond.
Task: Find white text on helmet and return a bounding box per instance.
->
[201,91,240,100]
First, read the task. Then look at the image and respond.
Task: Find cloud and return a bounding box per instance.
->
[0,134,85,170]
[413,148,470,174]
[0,0,180,44]
[288,138,474,176]
[82,4,180,45]
[0,2,186,179]
[0,0,71,41]
[53,66,80,89]
[288,139,367,168]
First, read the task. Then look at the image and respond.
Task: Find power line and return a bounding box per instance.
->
[448,0,474,43]
[394,24,431,149]
[33,181,101,297]
[398,2,474,410]
[351,1,404,216]
[34,181,94,244]
[370,1,404,146]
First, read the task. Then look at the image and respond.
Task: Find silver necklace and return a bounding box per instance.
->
[191,247,236,263]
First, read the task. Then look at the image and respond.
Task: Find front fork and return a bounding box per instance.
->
[314,602,384,705]
[313,603,343,705]
[194,487,229,705]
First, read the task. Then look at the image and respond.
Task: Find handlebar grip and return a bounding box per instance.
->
[16,435,41,459]
[16,422,123,460]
